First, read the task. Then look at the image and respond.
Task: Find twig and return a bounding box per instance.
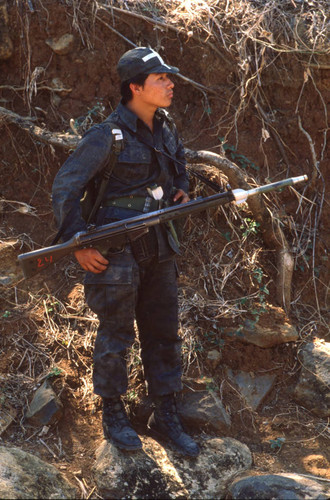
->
[39,438,58,459]
[99,3,231,64]
[95,12,219,97]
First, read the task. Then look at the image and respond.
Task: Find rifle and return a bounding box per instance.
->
[18,175,307,279]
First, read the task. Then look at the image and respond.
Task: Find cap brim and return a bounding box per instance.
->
[146,64,179,75]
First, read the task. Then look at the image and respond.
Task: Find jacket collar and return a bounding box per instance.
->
[112,101,166,134]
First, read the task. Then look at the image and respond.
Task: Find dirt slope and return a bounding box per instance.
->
[0,1,329,497]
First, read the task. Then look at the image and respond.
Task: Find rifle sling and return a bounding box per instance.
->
[118,122,223,193]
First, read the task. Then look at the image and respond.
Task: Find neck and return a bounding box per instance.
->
[126,101,156,132]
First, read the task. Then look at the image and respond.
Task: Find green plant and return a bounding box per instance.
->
[269,437,286,451]
[47,366,63,378]
[241,218,260,237]
[219,138,259,171]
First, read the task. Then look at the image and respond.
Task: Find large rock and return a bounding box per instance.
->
[226,369,276,410]
[0,446,76,499]
[223,306,298,348]
[94,436,252,499]
[294,339,330,417]
[177,389,231,432]
[228,473,330,499]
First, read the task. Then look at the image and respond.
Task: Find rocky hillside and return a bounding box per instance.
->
[0,1,329,498]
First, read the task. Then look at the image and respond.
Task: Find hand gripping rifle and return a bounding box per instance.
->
[18,175,308,279]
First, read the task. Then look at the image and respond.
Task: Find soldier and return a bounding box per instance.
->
[52,47,199,457]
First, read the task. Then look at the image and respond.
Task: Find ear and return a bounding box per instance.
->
[129,82,142,96]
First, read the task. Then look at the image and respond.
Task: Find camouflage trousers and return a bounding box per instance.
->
[84,245,183,398]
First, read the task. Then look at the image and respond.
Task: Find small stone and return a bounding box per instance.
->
[226,369,276,410]
[206,349,222,369]
[26,380,63,426]
[45,33,74,55]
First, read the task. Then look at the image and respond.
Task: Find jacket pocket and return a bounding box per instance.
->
[84,254,133,285]
[112,142,152,184]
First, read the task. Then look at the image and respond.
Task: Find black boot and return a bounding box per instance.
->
[102,397,142,451]
[147,394,200,457]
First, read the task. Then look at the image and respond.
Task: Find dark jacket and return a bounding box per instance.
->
[52,102,188,242]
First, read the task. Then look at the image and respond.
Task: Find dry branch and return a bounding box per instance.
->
[0,106,78,149]
[2,105,294,310]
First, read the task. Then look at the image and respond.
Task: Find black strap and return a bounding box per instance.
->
[86,135,122,224]
[119,122,222,193]
[51,127,123,245]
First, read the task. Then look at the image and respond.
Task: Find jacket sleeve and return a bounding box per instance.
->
[52,125,113,241]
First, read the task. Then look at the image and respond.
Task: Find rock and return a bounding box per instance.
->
[226,369,276,410]
[0,0,13,60]
[177,389,231,432]
[50,77,72,96]
[223,306,298,348]
[45,34,74,55]
[0,403,16,435]
[0,446,76,499]
[26,380,63,426]
[206,349,222,369]
[136,388,231,433]
[294,339,330,417]
[224,319,298,348]
[94,435,252,499]
[228,473,330,499]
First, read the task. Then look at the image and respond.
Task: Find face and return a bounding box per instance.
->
[131,73,174,110]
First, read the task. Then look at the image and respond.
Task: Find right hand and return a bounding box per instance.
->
[74,248,109,273]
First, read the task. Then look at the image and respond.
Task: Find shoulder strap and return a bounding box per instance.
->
[86,127,123,224]
[119,121,222,193]
[51,126,123,245]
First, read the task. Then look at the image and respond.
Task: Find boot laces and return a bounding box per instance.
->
[156,396,183,433]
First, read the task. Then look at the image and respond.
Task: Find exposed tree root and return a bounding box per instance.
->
[185,149,294,311]
[0,106,78,149]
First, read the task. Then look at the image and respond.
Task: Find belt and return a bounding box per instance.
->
[103,196,160,213]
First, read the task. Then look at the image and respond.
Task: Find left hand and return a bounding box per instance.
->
[173,189,189,204]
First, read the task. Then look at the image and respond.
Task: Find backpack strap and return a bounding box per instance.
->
[51,125,123,245]
[86,127,123,224]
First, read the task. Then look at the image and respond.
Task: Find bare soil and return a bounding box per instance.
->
[0,1,329,498]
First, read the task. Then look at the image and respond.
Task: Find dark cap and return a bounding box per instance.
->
[117,47,179,82]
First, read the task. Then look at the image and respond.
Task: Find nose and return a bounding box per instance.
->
[167,77,174,88]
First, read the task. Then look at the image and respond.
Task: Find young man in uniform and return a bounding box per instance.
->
[52,47,199,457]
